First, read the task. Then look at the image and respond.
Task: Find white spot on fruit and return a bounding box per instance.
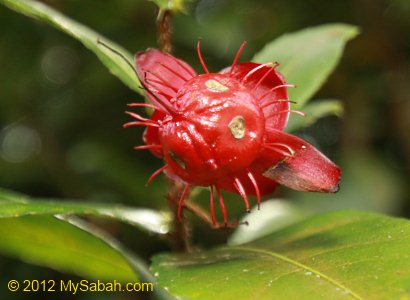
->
[205,79,229,92]
[228,116,245,139]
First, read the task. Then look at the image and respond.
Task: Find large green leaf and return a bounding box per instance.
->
[152,210,410,300]
[57,215,175,300]
[0,188,171,235]
[0,189,173,299]
[0,216,137,282]
[0,189,173,298]
[253,24,359,108]
[0,0,141,93]
[0,216,174,299]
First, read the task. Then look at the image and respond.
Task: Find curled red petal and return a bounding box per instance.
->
[220,62,290,131]
[257,128,341,193]
[135,49,197,108]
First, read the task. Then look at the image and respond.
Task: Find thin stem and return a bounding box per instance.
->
[157,10,173,53]
[166,179,192,252]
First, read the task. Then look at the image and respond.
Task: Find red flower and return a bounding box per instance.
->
[125,42,341,225]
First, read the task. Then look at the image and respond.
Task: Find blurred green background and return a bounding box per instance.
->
[0,0,409,299]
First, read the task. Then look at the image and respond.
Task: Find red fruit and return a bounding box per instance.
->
[125,41,341,225]
[161,73,265,186]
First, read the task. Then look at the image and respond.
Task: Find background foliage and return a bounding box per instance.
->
[0,0,409,299]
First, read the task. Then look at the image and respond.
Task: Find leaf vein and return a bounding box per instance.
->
[231,246,363,300]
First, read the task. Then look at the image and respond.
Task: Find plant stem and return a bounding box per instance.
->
[157,9,173,53]
[156,9,191,251]
[166,179,192,252]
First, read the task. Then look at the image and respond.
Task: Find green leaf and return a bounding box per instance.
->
[0,216,176,299]
[152,210,410,300]
[58,215,175,300]
[0,0,141,94]
[0,188,171,235]
[0,189,173,299]
[253,24,359,108]
[0,216,137,282]
[286,99,344,132]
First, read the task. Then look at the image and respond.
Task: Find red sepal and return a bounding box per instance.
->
[135,49,197,109]
[257,128,341,193]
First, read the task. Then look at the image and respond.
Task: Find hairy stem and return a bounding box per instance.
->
[166,179,192,252]
[157,9,173,53]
